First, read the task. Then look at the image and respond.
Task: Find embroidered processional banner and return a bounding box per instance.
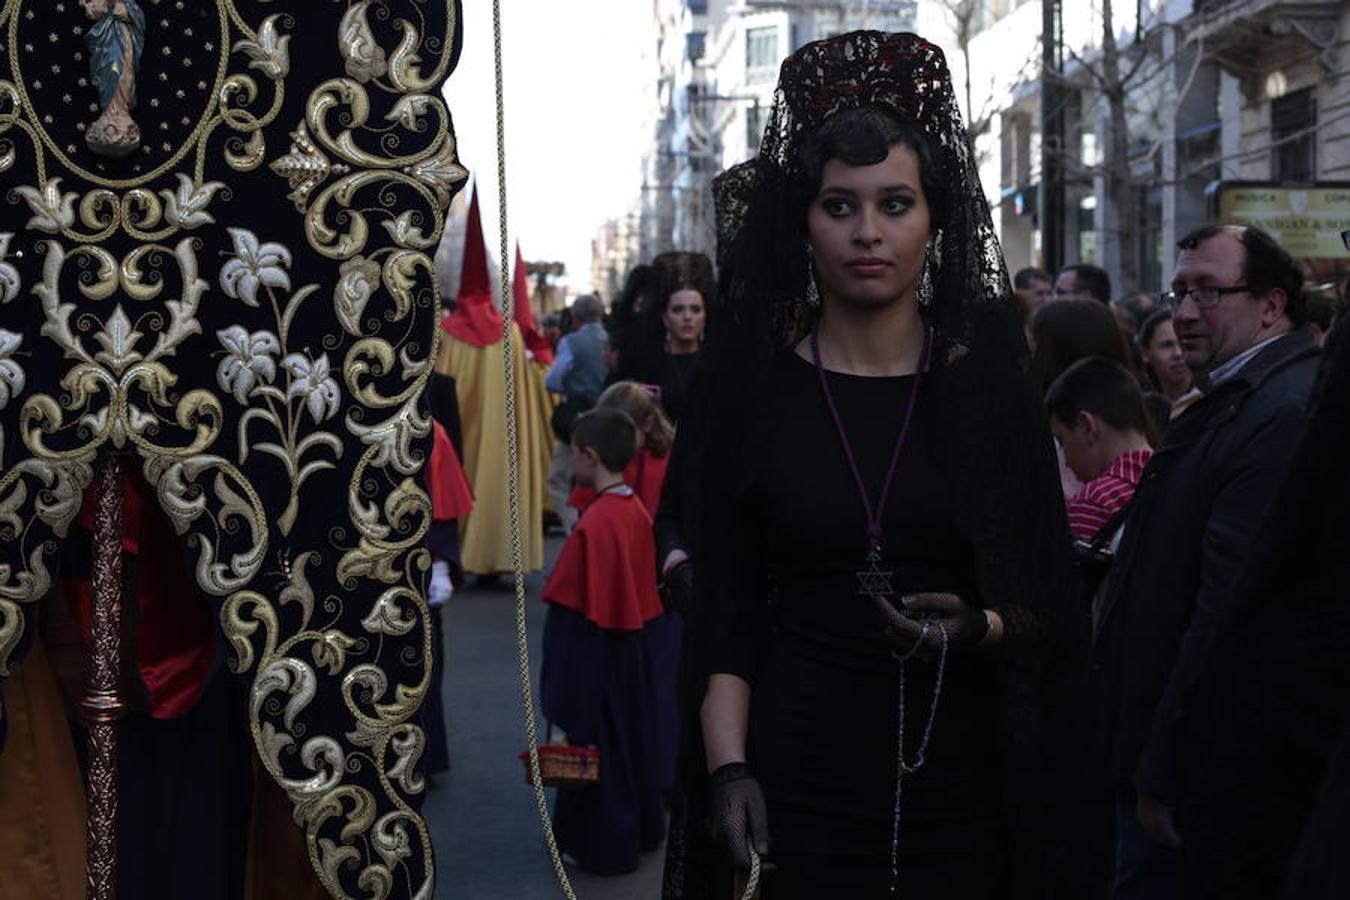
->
[0,1,467,896]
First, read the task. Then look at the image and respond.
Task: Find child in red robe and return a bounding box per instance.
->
[565,380,673,518]
[539,407,679,874]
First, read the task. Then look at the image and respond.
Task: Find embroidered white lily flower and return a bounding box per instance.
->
[160,174,226,229]
[281,353,341,423]
[0,233,19,304]
[334,255,382,335]
[234,15,291,80]
[216,325,280,403]
[220,227,292,307]
[14,178,78,233]
[0,329,25,410]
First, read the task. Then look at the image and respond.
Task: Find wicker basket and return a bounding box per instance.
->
[519,742,600,790]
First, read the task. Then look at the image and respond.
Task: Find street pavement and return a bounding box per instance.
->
[425,534,667,899]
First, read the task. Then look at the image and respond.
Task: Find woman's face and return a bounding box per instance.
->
[806,142,931,311]
[1145,318,1191,391]
[663,289,706,347]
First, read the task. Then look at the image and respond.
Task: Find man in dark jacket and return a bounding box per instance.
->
[1094,224,1322,899]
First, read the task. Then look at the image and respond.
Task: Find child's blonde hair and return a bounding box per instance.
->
[596,381,675,457]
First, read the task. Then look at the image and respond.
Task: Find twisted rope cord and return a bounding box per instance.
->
[491,7,760,896]
[491,2,578,897]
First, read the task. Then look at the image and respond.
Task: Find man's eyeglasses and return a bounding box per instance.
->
[1158,285,1252,308]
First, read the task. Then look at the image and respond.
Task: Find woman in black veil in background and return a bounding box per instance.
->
[661,32,1091,900]
[624,252,716,423]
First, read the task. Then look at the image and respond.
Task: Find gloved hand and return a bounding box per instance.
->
[662,559,695,616]
[428,560,453,608]
[708,762,770,869]
[872,592,990,661]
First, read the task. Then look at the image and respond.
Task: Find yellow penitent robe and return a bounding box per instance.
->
[0,641,87,900]
[436,322,553,574]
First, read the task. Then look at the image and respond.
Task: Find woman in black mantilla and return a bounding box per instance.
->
[627,251,715,424]
[661,33,1089,900]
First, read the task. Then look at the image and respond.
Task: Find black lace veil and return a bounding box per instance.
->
[711,31,1024,366]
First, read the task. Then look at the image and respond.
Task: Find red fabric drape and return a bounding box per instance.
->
[567,448,669,519]
[74,470,215,719]
[428,420,474,521]
[542,492,663,631]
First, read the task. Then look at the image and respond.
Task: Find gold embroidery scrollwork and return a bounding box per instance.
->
[243,5,461,896]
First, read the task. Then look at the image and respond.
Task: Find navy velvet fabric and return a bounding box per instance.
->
[540,604,680,875]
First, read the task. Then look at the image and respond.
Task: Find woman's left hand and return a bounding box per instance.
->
[871,592,991,660]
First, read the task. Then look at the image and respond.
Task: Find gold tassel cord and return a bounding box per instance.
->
[491,5,761,895]
[491,0,579,896]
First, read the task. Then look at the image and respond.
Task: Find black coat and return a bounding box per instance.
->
[1094,330,1321,803]
[1174,321,1350,899]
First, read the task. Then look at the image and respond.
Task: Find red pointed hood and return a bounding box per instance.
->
[440,185,505,347]
[512,243,554,365]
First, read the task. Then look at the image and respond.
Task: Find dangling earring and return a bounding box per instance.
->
[805,243,821,307]
[918,233,941,309]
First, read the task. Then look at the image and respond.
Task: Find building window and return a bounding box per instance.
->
[686,31,706,62]
[685,0,707,13]
[1272,86,1316,182]
[746,26,779,83]
[746,103,767,154]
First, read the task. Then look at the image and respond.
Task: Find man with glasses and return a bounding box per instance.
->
[1093,224,1321,900]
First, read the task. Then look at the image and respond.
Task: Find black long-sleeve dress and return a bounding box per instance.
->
[708,350,1006,898]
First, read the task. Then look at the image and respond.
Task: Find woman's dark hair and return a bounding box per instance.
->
[1045,356,1154,443]
[613,264,659,321]
[1136,307,1174,350]
[793,106,948,233]
[1177,223,1306,324]
[652,251,716,313]
[1030,298,1131,393]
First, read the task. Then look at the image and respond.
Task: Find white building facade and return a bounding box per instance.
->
[923,0,1349,295]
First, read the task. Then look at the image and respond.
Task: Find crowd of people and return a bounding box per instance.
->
[416,29,1350,900]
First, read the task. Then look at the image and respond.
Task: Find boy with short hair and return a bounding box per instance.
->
[538,407,677,874]
[1046,357,1155,542]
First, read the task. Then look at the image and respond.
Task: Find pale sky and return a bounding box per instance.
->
[443,0,654,294]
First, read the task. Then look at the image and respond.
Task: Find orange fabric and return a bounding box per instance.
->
[0,640,87,900]
[245,762,327,900]
[567,448,670,518]
[440,185,505,348]
[542,492,663,631]
[512,243,554,365]
[429,420,474,521]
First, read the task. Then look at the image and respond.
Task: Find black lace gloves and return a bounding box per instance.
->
[662,559,695,616]
[872,592,993,661]
[708,762,770,869]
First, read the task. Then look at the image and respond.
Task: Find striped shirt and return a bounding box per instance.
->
[1067,449,1153,542]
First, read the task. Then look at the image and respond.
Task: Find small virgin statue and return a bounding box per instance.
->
[81,0,146,158]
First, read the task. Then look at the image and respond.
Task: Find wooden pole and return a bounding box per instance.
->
[84,456,126,900]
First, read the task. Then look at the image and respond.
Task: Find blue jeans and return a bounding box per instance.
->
[1112,788,1181,900]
